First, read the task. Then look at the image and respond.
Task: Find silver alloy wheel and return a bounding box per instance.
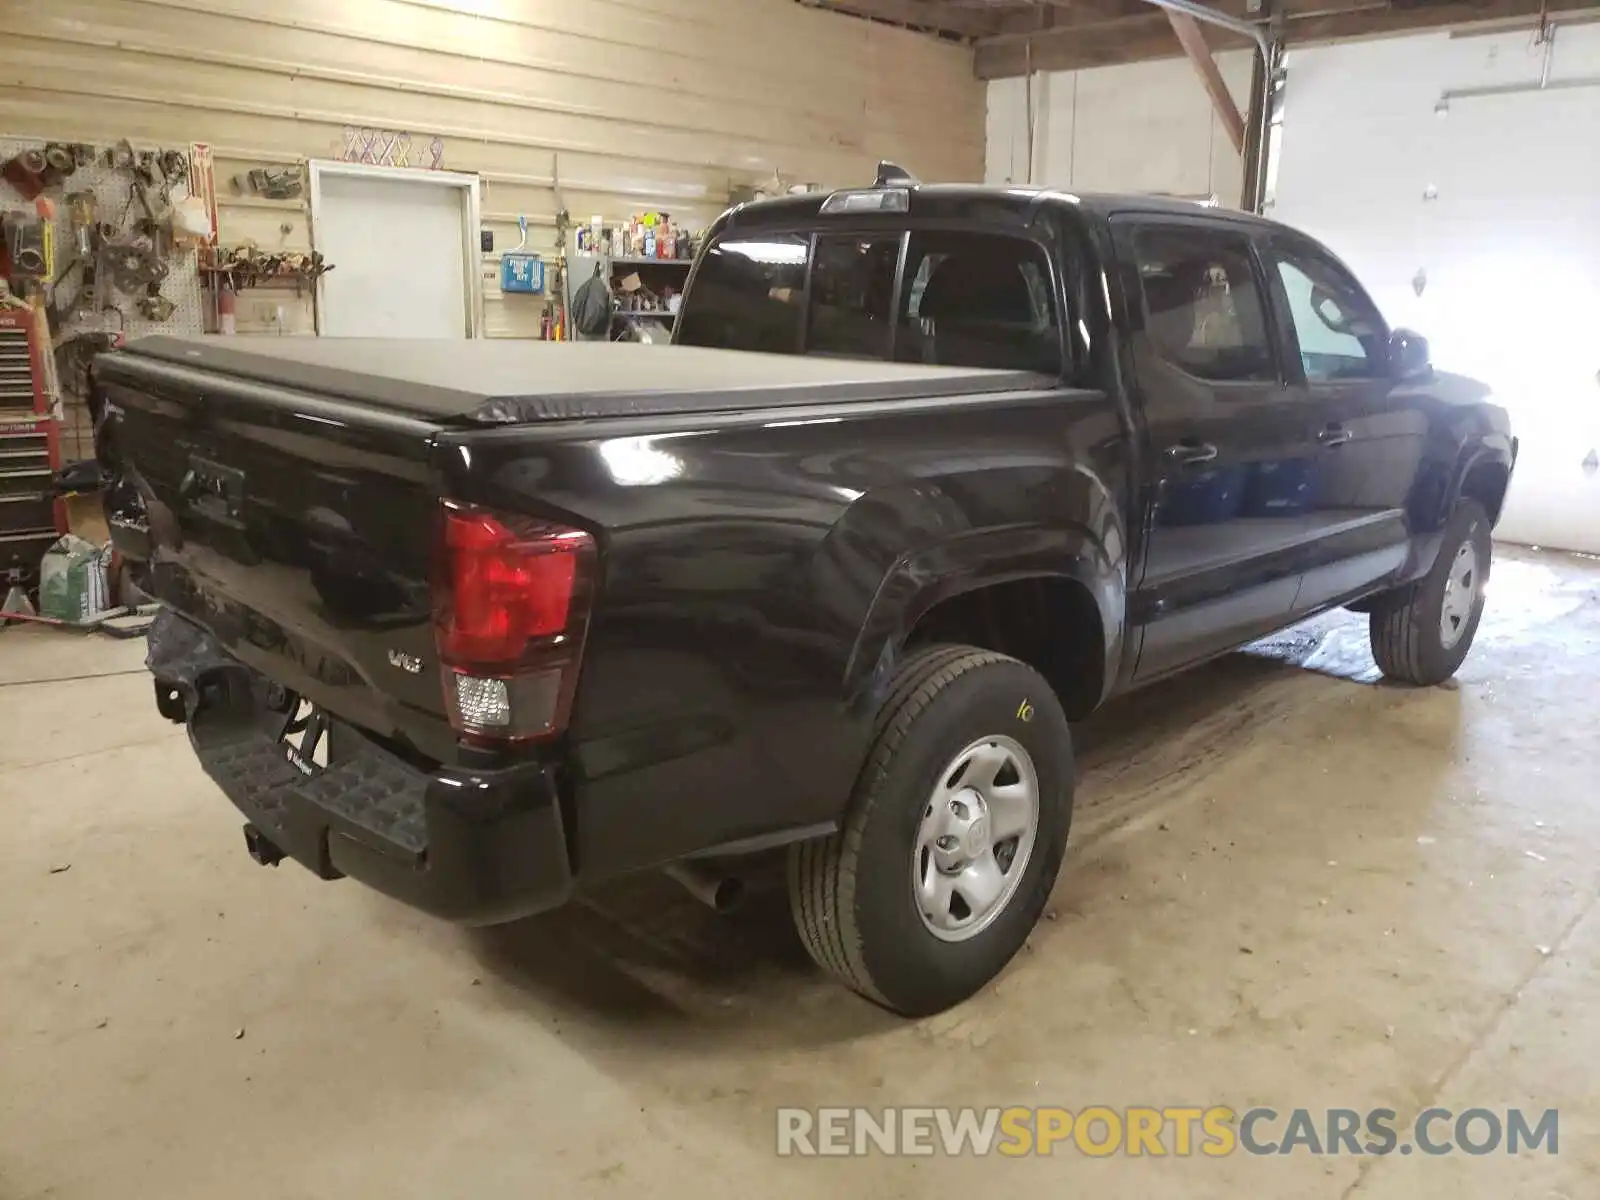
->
[1440,540,1481,649]
[912,735,1040,943]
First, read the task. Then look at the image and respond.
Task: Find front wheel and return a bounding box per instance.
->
[788,645,1073,1016]
[1369,499,1492,685]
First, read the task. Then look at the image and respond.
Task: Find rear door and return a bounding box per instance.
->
[1262,233,1417,613]
[1112,217,1313,680]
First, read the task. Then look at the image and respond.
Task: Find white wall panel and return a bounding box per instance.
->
[985,52,1252,202]
[1273,26,1600,553]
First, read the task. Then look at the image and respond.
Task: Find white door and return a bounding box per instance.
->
[312,166,480,339]
[1415,89,1600,553]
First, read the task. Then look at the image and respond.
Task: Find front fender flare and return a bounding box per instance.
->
[1443,436,1516,526]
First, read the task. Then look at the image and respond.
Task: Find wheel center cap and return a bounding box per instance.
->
[963,815,990,857]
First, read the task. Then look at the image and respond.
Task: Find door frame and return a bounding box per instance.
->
[306,160,485,338]
[1109,213,1311,681]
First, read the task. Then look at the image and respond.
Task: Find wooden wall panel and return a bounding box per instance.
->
[2,0,982,337]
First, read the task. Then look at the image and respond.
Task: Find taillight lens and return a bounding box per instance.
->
[433,501,595,744]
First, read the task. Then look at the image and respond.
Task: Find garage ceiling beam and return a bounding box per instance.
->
[1166,10,1247,151]
[976,0,1600,77]
[1287,0,1600,42]
[989,0,1149,36]
[977,11,1222,75]
[798,0,999,37]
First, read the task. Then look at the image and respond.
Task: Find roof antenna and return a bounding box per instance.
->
[874,160,920,188]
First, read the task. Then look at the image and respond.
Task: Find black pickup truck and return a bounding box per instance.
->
[97,175,1515,1016]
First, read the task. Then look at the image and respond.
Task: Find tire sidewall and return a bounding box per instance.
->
[1419,501,1492,678]
[850,658,1073,1012]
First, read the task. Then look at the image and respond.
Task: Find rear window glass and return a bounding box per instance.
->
[675,234,808,354]
[807,234,900,359]
[678,226,1066,376]
[896,231,1061,374]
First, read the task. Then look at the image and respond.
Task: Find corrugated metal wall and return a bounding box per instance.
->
[3,0,983,336]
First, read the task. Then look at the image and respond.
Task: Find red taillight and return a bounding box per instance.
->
[433,501,595,744]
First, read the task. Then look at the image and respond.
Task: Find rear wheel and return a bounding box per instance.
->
[1369,499,1491,685]
[788,645,1073,1016]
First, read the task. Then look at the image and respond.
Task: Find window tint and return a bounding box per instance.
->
[806,235,900,359]
[1132,227,1275,383]
[1274,249,1386,381]
[675,233,807,354]
[896,231,1061,374]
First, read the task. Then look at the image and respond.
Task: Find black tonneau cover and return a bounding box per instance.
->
[115,337,1053,425]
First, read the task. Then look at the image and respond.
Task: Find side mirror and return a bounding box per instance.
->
[1390,328,1431,379]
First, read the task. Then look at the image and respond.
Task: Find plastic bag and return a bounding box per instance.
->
[571,270,613,339]
[39,535,111,623]
[171,196,214,248]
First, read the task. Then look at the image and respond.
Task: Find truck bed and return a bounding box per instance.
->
[116,336,1052,425]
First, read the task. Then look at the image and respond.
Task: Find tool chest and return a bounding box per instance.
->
[0,309,66,582]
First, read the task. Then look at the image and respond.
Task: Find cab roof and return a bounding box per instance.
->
[721,181,1285,234]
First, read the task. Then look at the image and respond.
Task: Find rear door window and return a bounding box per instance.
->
[1131,226,1277,383]
[896,231,1062,374]
[674,233,808,354]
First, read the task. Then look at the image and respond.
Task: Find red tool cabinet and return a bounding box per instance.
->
[0,308,66,583]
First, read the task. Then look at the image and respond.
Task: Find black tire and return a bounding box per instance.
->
[1369,499,1492,685]
[788,645,1073,1016]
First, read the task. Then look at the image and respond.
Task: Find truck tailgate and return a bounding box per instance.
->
[96,350,456,761]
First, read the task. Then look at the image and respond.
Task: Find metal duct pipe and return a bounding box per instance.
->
[1139,0,1271,59]
[1025,38,1036,185]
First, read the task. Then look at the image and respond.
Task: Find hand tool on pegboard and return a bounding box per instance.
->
[2,202,53,281]
[61,190,99,316]
[1,136,207,341]
[1,143,92,202]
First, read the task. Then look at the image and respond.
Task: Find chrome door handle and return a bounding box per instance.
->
[1165,440,1219,466]
[1318,426,1352,448]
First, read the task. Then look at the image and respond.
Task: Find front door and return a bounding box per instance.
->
[1263,234,1417,614]
[1113,218,1313,681]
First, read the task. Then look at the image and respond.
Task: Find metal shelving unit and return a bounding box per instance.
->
[605,255,694,269]
[565,242,696,340]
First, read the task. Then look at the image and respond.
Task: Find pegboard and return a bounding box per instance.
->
[2,137,207,462]
[0,136,206,344]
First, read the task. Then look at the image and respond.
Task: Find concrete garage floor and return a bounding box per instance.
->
[3,547,1598,1200]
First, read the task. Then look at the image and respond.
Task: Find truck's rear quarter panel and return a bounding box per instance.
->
[439,389,1130,878]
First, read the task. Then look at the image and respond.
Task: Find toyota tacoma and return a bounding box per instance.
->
[97,173,1515,1015]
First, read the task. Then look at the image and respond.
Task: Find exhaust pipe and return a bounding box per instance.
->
[243,823,286,867]
[664,861,745,914]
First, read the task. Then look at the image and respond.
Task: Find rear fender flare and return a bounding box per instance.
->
[843,524,1125,712]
